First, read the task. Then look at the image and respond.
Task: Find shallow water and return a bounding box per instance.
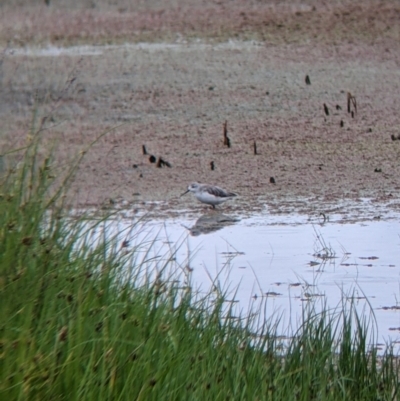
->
[91,208,400,349]
[5,40,263,57]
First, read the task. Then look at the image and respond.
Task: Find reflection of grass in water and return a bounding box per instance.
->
[312,225,336,262]
[1,135,400,400]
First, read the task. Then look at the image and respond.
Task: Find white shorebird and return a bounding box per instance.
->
[181,182,237,209]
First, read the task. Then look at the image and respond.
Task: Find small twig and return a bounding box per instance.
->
[223,120,228,140]
[347,92,357,115]
[223,120,231,147]
[156,157,172,168]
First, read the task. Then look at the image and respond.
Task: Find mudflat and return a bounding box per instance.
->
[1,0,400,218]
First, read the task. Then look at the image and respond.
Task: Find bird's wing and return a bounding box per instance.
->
[207,186,237,198]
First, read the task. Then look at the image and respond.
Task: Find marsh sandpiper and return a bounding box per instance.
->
[181,182,237,209]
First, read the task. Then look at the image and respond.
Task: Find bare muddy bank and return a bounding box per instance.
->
[1,34,400,216]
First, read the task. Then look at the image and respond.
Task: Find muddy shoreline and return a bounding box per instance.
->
[1,1,400,218]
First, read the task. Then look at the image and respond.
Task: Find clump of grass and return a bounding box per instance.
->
[1,135,400,400]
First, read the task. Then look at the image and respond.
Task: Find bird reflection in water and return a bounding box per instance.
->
[184,213,240,236]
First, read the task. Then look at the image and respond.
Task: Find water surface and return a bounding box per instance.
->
[92,208,400,348]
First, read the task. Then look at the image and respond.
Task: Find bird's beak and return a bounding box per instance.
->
[180,189,190,197]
